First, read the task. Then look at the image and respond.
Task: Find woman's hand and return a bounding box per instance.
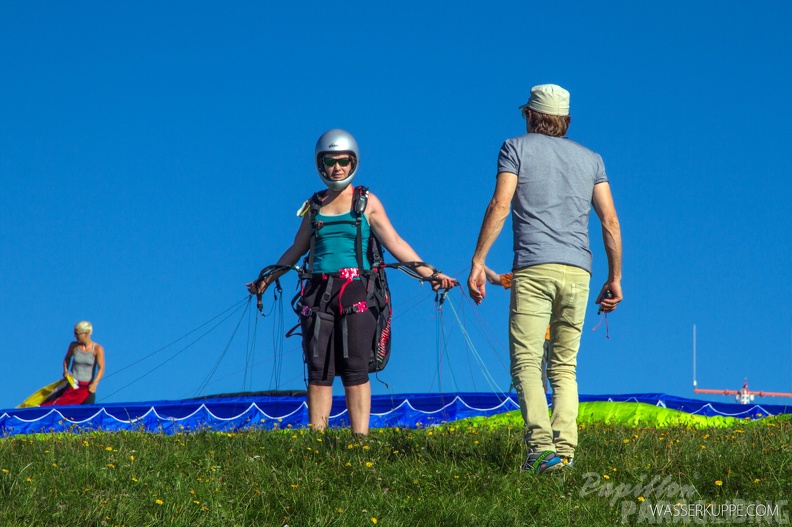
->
[246,279,267,295]
[430,273,457,291]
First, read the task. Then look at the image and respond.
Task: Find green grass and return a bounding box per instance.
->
[1,413,790,526]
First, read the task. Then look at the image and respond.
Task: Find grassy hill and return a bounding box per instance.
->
[1,408,790,526]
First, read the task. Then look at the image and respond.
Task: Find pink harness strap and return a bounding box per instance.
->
[337,267,361,311]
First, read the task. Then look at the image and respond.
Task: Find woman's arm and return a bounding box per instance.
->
[483,265,502,285]
[366,193,455,289]
[89,344,105,393]
[62,344,75,378]
[247,214,312,294]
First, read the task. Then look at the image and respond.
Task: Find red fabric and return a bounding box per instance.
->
[41,382,91,406]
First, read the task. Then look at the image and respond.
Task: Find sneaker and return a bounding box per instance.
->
[520,449,563,474]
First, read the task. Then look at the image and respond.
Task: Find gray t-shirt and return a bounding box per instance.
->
[498,133,608,274]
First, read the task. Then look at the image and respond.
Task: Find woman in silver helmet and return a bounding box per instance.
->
[248,129,455,435]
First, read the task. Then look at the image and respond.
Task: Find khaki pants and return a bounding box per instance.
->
[509,264,590,457]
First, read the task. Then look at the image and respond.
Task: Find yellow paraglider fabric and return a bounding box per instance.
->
[17,374,78,408]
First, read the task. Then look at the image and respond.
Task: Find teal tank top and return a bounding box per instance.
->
[312,211,371,274]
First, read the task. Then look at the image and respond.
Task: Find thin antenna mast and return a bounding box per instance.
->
[692,324,697,389]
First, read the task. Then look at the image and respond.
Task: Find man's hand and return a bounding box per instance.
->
[596,281,622,313]
[468,262,487,304]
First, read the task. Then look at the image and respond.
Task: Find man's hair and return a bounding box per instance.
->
[524,109,571,137]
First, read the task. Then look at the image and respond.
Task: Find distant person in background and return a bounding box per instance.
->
[484,266,549,393]
[469,84,622,473]
[42,321,105,406]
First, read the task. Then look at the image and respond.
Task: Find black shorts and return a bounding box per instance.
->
[301,276,377,387]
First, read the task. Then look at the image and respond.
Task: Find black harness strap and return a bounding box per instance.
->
[304,191,324,280]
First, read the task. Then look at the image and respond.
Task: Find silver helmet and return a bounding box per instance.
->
[315,129,359,191]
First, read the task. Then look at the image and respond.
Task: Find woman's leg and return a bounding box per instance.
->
[307,384,333,431]
[344,381,371,435]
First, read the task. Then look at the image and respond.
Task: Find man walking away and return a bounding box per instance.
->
[468,84,622,473]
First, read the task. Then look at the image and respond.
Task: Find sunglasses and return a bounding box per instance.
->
[323,157,353,168]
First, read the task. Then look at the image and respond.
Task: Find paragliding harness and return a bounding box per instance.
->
[253,186,450,375]
[295,186,393,373]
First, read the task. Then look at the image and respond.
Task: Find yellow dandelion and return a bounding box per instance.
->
[129,455,135,461]
[715,480,723,486]
[365,462,373,467]
[371,518,378,524]
[1,469,8,474]
[194,500,200,505]
[132,477,138,482]
[106,464,115,469]
[291,484,299,489]
[337,508,344,514]
[52,463,57,467]
[155,499,164,505]
[105,446,113,451]
[345,462,351,466]
[623,439,630,443]
[363,445,370,450]
[638,496,645,502]
[603,474,610,479]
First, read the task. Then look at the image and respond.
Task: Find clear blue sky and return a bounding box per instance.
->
[2,2,791,410]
